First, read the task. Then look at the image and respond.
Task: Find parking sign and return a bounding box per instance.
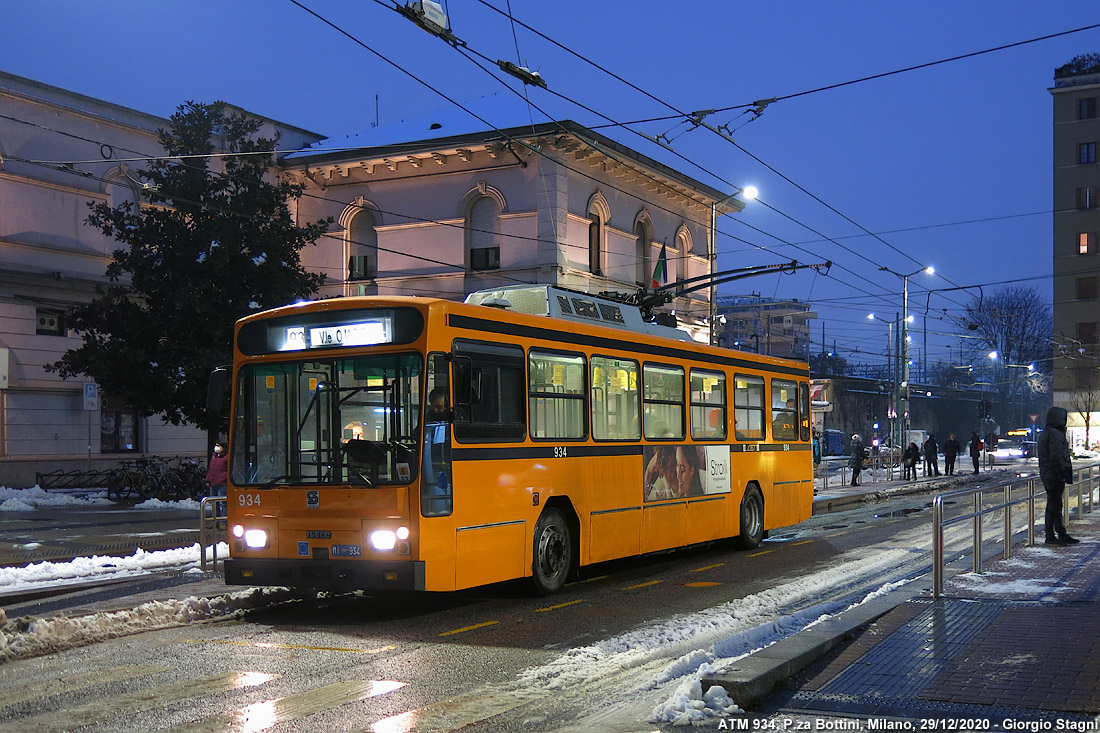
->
[82,383,98,411]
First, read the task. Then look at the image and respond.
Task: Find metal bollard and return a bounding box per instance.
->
[1003,484,1012,560]
[973,490,983,574]
[932,495,944,598]
[1027,478,1035,546]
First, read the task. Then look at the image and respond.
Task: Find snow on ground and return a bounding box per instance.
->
[0,542,229,594]
[516,547,915,727]
[0,485,202,512]
[0,485,244,664]
[0,583,294,663]
[946,544,1076,599]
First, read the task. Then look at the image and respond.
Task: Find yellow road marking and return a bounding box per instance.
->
[747,550,771,557]
[790,540,814,546]
[690,562,725,573]
[825,532,847,538]
[535,599,585,612]
[621,579,662,590]
[581,574,609,582]
[188,639,395,654]
[438,620,499,637]
[685,581,721,587]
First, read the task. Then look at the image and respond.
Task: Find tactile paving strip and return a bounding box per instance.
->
[784,598,1096,722]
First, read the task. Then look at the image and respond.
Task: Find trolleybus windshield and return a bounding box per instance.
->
[231,353,422,488]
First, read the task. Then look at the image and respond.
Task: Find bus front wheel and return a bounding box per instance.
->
[532,507,571,595]
[735,486,764,550]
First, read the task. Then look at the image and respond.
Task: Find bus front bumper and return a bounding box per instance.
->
[224,558,425,591]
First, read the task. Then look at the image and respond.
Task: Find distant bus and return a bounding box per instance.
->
[210,285,814,595]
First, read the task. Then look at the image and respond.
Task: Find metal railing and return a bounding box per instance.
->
[199,496,228,572]
[932,461,1100,597]
[816,452,906,489]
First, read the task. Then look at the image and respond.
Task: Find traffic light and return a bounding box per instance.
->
[977,399,991,418]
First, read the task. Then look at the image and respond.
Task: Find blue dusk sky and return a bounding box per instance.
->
[3,1,1099,368]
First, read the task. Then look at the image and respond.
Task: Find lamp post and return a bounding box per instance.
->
[709,187,755,345]
[881,265,935,440]
[868,312,899,450]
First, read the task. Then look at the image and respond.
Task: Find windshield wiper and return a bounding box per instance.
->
[259,474,297,489]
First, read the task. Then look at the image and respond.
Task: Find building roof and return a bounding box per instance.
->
[283,94,739,210]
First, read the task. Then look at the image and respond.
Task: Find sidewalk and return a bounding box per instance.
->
[708,474,1100,724]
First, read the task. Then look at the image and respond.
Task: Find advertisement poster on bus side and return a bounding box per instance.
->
[643,445,730,502]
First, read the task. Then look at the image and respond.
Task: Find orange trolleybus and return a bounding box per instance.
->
[213,284,813,595]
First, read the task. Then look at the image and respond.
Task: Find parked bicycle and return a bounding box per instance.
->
[105,456,206,502]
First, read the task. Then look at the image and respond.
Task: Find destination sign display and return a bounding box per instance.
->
[279,318,391,351]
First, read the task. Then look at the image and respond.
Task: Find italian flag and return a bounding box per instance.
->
[650,242,668,289]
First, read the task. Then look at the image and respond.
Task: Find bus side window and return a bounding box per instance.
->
[690,369,726,440]
[451,340,526,442]
[771,379,798,442]
[734,374,765,440]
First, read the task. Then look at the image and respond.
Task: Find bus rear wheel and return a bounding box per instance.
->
[532,507,571,595]
[735,485,764,550]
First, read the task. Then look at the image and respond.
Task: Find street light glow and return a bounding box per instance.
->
[741,185,758,200]
[988,351,998,360]
[924,266,935,276]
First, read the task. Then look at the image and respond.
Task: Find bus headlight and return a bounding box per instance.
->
[243,529,269,549]
[370,530,397,551]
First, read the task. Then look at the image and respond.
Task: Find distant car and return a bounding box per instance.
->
[1072,445,1100,461]
[991,440,1027,460]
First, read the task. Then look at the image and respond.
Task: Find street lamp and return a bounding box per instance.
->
[868,312,900,449]
[880,265,935,440]
[709,187,755,345]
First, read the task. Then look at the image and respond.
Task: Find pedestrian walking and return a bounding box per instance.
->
[924,433,940,476]
[848,433,867,486]
[1037,407,1079,546]
[943,433,961,475]
[902,442,920,481]
[968,431,982,474]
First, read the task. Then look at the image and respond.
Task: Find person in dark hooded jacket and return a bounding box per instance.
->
[923,434,940,476]
[968,431,982,474]
[1037,406,1078,545]
[943,434,961,475]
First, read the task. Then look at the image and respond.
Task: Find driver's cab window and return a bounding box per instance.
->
[422,352,452,516]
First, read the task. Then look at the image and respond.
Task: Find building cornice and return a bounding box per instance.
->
[282,120,734,214]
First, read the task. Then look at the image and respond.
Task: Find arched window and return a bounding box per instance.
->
[103,166,139,211]
[348,209,378,281]
[635,217,651,286]
[587,192,610,276]
[675,226,692,284]
[468,196,501,271]
[589,212,603,276]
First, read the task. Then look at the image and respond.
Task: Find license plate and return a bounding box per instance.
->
[331,544,362,557]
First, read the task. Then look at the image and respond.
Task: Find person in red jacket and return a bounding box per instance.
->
[205,440,229,515]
